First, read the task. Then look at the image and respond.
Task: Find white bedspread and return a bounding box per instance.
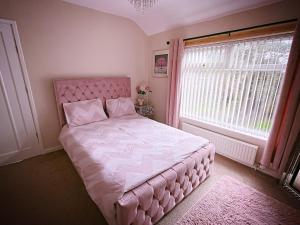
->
[59,114,209,225]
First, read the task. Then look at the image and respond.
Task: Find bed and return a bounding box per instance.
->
[54,77,215,225]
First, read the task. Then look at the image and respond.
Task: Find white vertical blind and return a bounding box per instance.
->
[180,34,293,138]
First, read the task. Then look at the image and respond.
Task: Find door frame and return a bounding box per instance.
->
[0,18,43,153]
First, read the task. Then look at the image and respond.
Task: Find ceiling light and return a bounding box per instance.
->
[128,0,158,12]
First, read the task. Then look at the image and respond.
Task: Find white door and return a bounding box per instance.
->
[0,21,41,165]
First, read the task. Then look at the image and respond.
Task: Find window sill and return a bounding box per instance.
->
[180,117,267,146]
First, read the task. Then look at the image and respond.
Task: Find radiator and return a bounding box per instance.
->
[182,123,258,166]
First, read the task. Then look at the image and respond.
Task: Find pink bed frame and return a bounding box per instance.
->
[53,77,215,225]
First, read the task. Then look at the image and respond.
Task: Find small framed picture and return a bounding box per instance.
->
[153,50,169,78]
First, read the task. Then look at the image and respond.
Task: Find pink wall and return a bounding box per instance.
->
[0,0,149,150]
[148,0,300,124]
[0,0,299,155]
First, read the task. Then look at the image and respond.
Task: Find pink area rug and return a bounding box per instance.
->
[176,176,300,225]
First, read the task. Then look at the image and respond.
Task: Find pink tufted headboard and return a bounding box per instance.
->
[53,77,131,127]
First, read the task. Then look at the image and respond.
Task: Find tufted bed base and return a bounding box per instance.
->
[116,143,215,225]
[53,77,215,225]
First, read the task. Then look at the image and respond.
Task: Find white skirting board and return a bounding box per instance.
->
[0,145,63,166]
[182,123,258,167]
[44,145,63,154]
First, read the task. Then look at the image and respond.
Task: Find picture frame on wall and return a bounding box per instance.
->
[153,50,169,78]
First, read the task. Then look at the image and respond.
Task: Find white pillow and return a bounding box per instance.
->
[63,98,107,127]
[106,97,136,118]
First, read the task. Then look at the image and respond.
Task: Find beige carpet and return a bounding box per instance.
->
[0,150,299,225]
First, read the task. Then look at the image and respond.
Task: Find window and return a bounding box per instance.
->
[180,34,293,138]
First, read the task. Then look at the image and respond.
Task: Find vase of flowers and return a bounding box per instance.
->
[136,84,152,106]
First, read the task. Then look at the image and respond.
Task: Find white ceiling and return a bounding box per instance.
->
[63,0,280,35]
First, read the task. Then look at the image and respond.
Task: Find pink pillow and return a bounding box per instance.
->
[106,97,136,118]
[63,98,107,127]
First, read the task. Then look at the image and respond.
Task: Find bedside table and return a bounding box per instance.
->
[135,104,154,119]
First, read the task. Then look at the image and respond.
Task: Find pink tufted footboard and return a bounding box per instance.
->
[116,143,215,225]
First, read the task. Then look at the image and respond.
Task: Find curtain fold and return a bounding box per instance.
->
[166,38,184,128]
[260,22,300,174]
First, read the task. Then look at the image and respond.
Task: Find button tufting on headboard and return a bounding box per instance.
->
[53,77,131,127]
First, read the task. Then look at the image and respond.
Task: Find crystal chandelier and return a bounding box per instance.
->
[128,0,158,11]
